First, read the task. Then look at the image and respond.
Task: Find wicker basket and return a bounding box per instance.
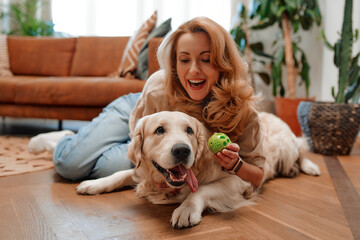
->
[297,101,360,155]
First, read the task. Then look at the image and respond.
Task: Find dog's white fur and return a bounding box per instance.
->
[28,130,74,154]
[74,111,320,228]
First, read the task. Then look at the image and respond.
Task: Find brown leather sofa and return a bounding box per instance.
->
[0,36,162,122]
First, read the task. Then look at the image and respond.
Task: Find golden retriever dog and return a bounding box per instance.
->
[76,111,320,228]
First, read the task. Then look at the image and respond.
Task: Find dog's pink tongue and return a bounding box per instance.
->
[179,165,198,193]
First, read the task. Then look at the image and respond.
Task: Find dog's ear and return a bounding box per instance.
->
[194,119,207,163]
[127,117,146,168]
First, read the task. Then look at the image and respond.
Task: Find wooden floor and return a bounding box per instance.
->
[1,119,360,240]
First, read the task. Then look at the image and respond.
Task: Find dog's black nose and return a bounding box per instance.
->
[171,143,191,163]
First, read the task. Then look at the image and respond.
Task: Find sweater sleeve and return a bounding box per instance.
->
[129,70,167,138]
[236,111,266,168]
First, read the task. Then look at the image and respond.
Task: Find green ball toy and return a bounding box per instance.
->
[208,133,231,154]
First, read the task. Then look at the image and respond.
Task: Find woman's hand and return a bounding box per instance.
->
[213,143,264,188]
[213,143,240,170]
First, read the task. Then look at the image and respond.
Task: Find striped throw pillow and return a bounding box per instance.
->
[112,11,157,78]
[0,35,13,77]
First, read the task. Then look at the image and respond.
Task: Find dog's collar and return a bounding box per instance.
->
[151,180,180,195]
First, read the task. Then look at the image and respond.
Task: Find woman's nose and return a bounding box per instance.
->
[189,61,201,74]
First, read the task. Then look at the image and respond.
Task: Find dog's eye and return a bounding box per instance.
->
[186,127,194,135]
[154,126,165,135]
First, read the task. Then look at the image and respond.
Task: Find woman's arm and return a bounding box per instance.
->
[214,143,264,188]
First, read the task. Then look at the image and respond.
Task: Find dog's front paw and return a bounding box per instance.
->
[76,180,105,195]
[171,200,202,229]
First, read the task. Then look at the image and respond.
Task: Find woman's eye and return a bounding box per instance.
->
[179,59,189,63]
[186,127,194,135]
[202,59,210,63]
[154,126,165,135]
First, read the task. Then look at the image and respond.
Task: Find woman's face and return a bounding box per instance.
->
[176,32,220,101]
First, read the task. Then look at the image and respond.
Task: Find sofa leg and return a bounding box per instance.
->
[58,120,63,130]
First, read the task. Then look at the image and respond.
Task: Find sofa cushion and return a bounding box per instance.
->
[0,76,40,103]
[14,77,146,106]
[70,37,130,76]
[0,78,17,103]
[7,36,76,76]
[111,11,157,78]
[136,18,172,80]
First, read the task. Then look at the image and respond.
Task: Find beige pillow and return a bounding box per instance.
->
[110,11,157,78]
[0,34,13,77]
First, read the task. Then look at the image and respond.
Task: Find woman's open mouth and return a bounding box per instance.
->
[188,79,206,89]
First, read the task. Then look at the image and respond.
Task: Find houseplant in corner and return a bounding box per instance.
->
[297,0,360,155]
[5,0,54,36]
[232,0,322,136]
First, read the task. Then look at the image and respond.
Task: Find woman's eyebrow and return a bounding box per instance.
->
[200,51,210,55]
[179,51,210,55]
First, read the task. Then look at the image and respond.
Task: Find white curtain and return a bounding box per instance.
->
[51,0,233,37]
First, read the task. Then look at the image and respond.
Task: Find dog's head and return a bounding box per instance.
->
[128,111,208,193]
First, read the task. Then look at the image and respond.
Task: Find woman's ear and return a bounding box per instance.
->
[127,118,146,168]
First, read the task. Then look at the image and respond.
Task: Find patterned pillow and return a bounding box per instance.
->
[0,34,13,77]
[110,11,157,78]
[136,18,172,80]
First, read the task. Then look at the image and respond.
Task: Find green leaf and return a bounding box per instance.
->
[336,0,353,103]
[314,6,322,25]
[276,47,285,66]
[350,84,360,103]
[293,21,299,33]
[250,42,274,58]
[271,53,284,97]
[299,52,310,97]
[349,63,360,86]
[261,0,272,19]
[321,29,334,50]
[258,72,271,85]
[331,86,336,99]
[300,9,314,30]
[276,6,286,19]
[280,82,285,97]
[251,19,277,30]
[345,76,360,102]
[334,40,341,68]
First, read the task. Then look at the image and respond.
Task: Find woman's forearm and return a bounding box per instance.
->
[236,161,264,188]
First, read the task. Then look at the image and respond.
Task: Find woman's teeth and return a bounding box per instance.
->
[188,79,205,87]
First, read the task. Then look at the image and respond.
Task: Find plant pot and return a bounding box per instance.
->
[274,97,313,137]
[297,101,360,155]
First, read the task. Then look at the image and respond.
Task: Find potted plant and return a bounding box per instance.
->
[1,0,54,36]
[297,0,360,155]
[231,0,321,136]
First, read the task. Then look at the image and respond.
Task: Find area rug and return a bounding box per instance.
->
[0,135,53,177]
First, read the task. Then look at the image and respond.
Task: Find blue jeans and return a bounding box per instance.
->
[53,92,141,181]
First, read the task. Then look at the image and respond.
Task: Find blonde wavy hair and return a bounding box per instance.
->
[157,17,257,140]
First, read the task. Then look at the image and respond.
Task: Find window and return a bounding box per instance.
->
[52,0,232,36]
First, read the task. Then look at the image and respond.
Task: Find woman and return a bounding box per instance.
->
[35,17,264,188]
